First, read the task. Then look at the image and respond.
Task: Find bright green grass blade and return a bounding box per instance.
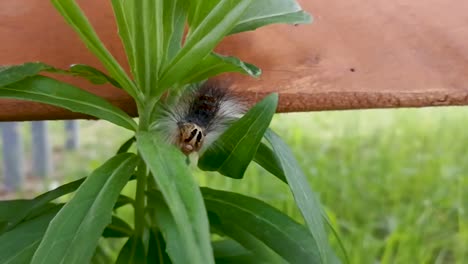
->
[159,0,253,91]
[230,0,312,34]
[31,153,138,264]
[115,235,146,264]
[198,93,278,179]
[0,206,61,264]
[51,0,139,100]
[2,75,137,131]
[180,52,261,85]
[137,132,214,264]
[264,129,332,264]
[203,188,321,263]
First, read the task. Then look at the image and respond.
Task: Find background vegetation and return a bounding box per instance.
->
[2,106,466,263]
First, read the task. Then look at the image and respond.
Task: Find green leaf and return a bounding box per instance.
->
[0,62,124,89]
[264,129,332,263]
[102,216,134,238]
[31,153,138,264]
[253,142,286,183]
[203,188,321,263]
[131,0,164,95]
[146,190,190,264]
[117,136,136,154]
[212,239,253,261]
[162,0,187,65]
[230,0,312,34]
[198,93,278,178]
[91,245,114,264]
[137,132,213,264]
[159,0,253,90]
[69,64,122,88]
[0,206,61,264]
[147,229,171,264]
[51,0,139,100]
[116,235,146,264]
[180,52,261,85]
[0,177,85,233]
[110,0,135,77]
[2,75,137,131]
[0,62,55,87]
[114,194,135,210]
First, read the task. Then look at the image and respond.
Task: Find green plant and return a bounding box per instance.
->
[0,0,341,263]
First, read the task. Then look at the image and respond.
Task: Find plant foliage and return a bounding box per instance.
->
[0,0,342,263]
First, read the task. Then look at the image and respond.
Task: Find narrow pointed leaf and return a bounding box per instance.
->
[0,177,85,233]
[230,0,312,34]
[198,93,278,178]
[181,52,261,85]
[31,153,138,264]
[117,136,136,154]
[131,0,164,94]
[102,216,134,238]
[162,0,188,64]
[264,129,332,263]
[111,0,136,77]
[2,76,137,131]
[116,235,146,264]
[203,188,321,263]
[253,142,286,183]
[69,64,122,88]
[146,190,190,264]
[51,0,139,99]
[159,0,253,90]
[137,132,214,264]
[0,63,55,87]
[0,206,61,264]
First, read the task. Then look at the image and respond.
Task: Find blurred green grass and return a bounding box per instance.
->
[4,106,468,263]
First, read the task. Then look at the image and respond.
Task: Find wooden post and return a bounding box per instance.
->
[31,121,52,178]
[1,122,24,191]
[65,120,79,150]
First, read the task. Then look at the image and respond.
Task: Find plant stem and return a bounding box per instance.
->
[134,157,147,238]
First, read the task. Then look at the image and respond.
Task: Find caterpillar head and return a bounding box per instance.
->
[176,122,205,155]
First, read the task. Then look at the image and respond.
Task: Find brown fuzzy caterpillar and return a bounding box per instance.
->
[154,83,245,155]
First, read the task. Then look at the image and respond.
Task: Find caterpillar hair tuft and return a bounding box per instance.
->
[154,82,245,155]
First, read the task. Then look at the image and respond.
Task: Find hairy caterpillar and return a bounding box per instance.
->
[154,82,245,155]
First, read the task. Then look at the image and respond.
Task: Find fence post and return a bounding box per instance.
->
[1,122,24,191]
[31,121,52,179]
[65,120,79,150]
